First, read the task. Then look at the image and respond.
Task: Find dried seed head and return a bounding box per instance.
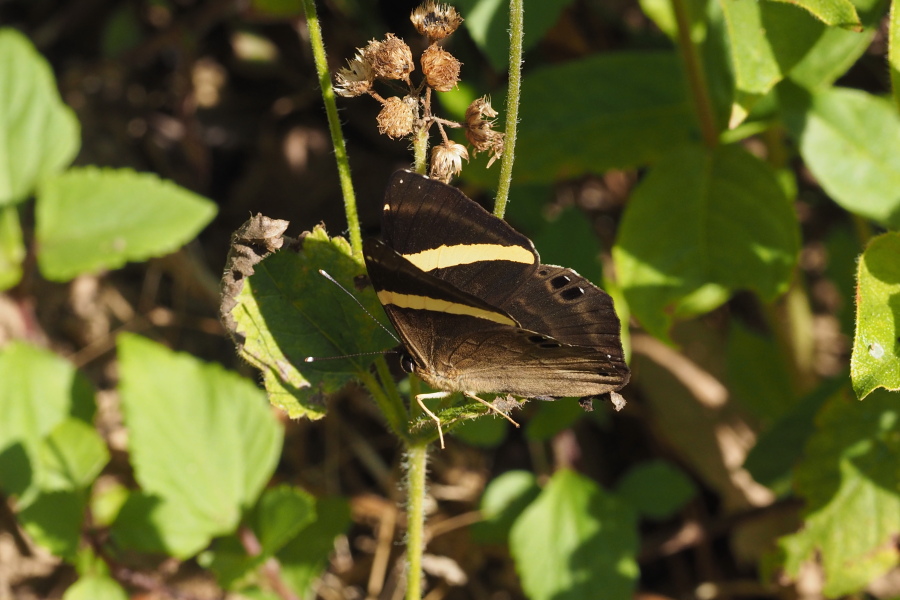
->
[464,96,504,166]
[465,96,498,122]
[430,141,469,182]
[377,95,418,139]
[334,50,374,97]
[364,33,414,82]
[411,2,464,41]
[421,44,461,92]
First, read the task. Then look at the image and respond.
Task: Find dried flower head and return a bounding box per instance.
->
[364,33,414,82]
[421,44,461,92]
[377,95,418,139]
[411,2,464,41]
[464,96,504,166]
[430,141,468,182]
[334,50,374,97]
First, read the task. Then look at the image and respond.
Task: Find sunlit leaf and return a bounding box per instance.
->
[114,334,282,557]
[510,469,638,600]
[0,29,79,206]
[229,226,396,418]
[779,389,900,596]
[613,144,799,339]
[851,232,900,399]
[783,86,900,229]
[36,167,217,281]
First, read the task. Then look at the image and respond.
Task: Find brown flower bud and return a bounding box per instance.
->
[334,51,374,97]
[411,2,464,41]
[364,33,414,82]
[430,141,468,182]
[377,95,418,139]
[421,44,461,92]
[464,96,504,166]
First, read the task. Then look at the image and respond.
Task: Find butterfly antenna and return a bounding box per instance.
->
[305,350,397,363]
[317,269,400,344]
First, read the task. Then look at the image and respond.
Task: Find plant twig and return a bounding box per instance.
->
[493,0,524,218]
[301,0,363,256]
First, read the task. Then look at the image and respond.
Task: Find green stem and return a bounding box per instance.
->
[359,364,409,442]
[404,443,429,600]
[493,0,524,218]
[302,0,363,256]
[671,0,718,148]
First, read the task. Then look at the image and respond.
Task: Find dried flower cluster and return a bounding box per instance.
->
[334,1,504,182]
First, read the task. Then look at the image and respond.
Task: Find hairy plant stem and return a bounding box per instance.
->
[413,122,429,174]
[671,0,718,148]
[404,443,429,600]
[302,0,363,256]
[493,0,524,218]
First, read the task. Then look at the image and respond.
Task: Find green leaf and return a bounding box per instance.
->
[783,86,900,229]
[112,491,218,558]
[788,25,875,89]
[851,232,900,399]
[0,342,94,499]
[115,334,282,557]
[204,486,316,588]
[278,496,352,597]
[525,400,585,441]
[744,375,846,490]
[253,485,316,556]
[510,469,639,600]
[891,1,900,107]
[779,389,900,597]
[458,0,575,72]
[90,480,129,527]
[0,29,80,206]
[40,418,109,492]
[787,0,881,90]
[765,0,861,28]
[472,470,540,543]
[614,460,696,520]
[0,204,23,290]
[719,0,827,118]
[63,575,128,600]
[36,167,217,281]
[18,490,84,560]
[613,144,799,339]
[513,53,695,182]
[229,226,396,418]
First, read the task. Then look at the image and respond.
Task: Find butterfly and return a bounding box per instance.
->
[363,171,630,446]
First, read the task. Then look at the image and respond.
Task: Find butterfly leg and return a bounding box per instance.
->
[416,391,452,448]
[463,392,521,428]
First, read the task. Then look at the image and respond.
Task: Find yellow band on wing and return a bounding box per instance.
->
[377,290,517,326]
[401,244,534,272]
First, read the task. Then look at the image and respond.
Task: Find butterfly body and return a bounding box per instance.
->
[363,171,630,409]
